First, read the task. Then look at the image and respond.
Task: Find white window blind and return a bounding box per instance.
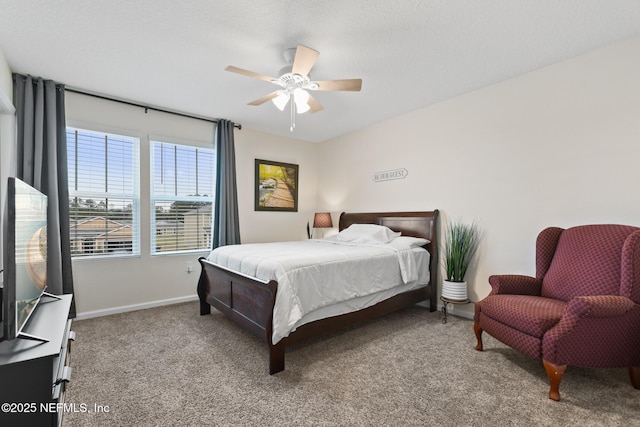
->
[151,141,215,254]
[67,128,140,257]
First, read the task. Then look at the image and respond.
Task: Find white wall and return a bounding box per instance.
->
[235,127,319,243]
[65,93,318,317]
[317,35,640,318]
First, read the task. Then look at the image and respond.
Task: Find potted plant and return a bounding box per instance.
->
[442,219,481,301]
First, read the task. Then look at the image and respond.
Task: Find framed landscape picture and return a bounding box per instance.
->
[255,159,299,212]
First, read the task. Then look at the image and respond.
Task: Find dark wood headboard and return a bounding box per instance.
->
[339,210,438,244]
[338,211,439,306]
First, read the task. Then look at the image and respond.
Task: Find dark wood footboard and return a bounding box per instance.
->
[197,258,286,373]
[198,210,439,374]
[197,258,277,341]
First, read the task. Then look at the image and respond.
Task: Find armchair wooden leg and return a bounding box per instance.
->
[473,323,484,351]
[630,367,640,389]
[543,360,567,401]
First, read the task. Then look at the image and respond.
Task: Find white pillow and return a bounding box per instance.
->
[387,236,430,249]
[336,224,401,244]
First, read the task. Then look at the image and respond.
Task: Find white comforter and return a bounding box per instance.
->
[206,239,429,343]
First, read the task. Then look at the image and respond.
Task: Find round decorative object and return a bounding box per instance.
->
[26,226,47,290]
[441,280,468,301]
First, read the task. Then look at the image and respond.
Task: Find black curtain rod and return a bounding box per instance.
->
[65,87,242,130]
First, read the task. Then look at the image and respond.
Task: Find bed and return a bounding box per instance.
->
[197,210,439,374]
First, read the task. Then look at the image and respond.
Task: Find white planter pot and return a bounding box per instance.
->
[441,280,468,301]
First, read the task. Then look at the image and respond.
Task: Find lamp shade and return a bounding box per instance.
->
[293,88,310,114]
[313,212,333,228]
[272,91,290,111]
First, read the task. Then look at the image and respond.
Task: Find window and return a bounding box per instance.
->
[67,128,140,257]
[151,141,215,254]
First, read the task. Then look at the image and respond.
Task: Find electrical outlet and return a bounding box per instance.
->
[186,261,193,273]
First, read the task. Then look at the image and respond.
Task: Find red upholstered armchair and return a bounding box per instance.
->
[474,224,640,401]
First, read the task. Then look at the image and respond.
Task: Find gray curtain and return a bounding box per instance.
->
[212,119,241,248]
[13,74,75,317]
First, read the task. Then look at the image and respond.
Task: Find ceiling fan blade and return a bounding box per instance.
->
[248,91,279,106]
[314,79,362,92]
[307,95,324,113]
[225,65,276,83]
[291,45,319,77]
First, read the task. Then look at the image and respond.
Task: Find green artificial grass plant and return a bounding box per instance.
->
[444,219,481,282]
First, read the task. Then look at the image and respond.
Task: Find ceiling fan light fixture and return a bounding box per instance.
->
[272,91,290,111]
[296,102,310,114]
[293,88,310,114]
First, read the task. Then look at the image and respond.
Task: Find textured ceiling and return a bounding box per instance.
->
[1,1,640,142]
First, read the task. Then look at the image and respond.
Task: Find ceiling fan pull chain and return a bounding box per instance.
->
[290,99,295,132]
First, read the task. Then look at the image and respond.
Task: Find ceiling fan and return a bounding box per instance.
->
[225,45,362,131]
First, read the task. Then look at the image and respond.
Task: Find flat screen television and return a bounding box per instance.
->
[2,177,53,342]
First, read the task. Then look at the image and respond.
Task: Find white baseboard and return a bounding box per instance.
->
[441,304,474,320]
[75,294,199,320]
[416,300,474,320]
[75,295,475,321]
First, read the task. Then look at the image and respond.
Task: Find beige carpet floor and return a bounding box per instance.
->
[63,302,640,426]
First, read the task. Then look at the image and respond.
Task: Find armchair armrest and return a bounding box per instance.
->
[488,275,542,296]
[543,295,640,366]
[566,295,636,318]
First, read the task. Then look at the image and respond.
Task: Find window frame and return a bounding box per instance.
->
[149,138,216,256]
[66,126,141,259]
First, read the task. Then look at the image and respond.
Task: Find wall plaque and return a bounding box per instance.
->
[373,168,408,182]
